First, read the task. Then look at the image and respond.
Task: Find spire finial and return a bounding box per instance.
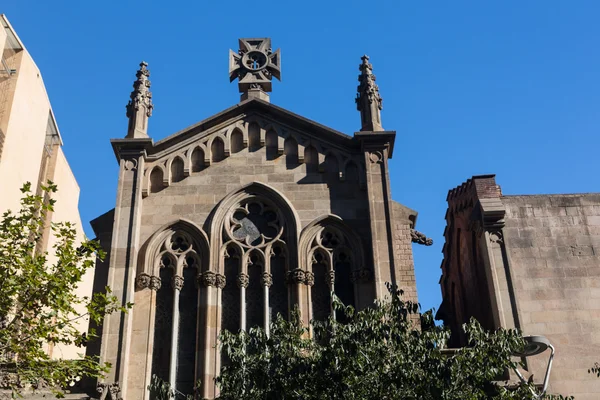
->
[229,38,281,103]
[356,54,384,132]
[125,61,153,138]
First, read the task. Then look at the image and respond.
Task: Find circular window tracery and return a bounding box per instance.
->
[225,198,284,249]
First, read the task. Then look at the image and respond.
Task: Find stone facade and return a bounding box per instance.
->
[88,49,420,399]
[438,174,600,399]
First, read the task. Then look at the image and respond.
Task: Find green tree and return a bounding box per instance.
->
[0,182,127,398]
[212,288,572,400]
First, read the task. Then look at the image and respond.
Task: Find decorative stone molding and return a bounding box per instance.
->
[216,273,227,289]
[237,272,249,289]
[304,271,315,286]
[201,271,217,287]
[368,151,383,164]
[411,229,433,246]
[285,268,306,284]
[489,230,504,245]
[261,271,273,287]
[149,276,162,291]
[96,382,123,400]
[172,275,184,291]
[123,158,138,171]
[135,273,151,290]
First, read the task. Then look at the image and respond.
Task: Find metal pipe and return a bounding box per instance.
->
[540,344,555,397]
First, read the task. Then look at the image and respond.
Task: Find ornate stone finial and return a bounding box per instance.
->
[229,38,281,102]
[356,55,384,132]
[125,61,153,138]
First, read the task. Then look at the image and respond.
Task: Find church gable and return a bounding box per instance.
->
[95,40,421,400]
[141,102,366,200]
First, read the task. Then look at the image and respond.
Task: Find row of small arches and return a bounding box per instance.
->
[144,122,363,195]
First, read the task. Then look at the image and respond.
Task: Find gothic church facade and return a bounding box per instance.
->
[89,39,421,399]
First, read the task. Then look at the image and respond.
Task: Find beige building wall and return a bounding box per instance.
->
[502,194,600,399]
[0,15,93,362]
[439,175,600,400]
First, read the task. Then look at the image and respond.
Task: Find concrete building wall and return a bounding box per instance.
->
[0,15,92,363]
[0,16,48,215]
[502,194,600,398]
[46,148,93,360]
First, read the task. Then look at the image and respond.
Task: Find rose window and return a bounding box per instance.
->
[226,200,283,248]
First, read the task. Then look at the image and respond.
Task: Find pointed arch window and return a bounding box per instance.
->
[218,194,294,336]
[148,229,205,396]
[307,223,368,322]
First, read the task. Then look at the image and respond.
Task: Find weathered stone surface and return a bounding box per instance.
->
[439,175,600,399]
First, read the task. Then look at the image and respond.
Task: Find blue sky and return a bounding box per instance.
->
[3,1,599,314]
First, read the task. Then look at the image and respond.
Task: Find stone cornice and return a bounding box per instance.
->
[354,130,396,158]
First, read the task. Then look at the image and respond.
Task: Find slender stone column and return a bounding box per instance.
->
[99,139,152,395]
[238,272,249,330]
[355,132,397,300]
[169,275,184,389]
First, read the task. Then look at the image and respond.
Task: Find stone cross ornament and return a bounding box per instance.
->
[229,38,281,101]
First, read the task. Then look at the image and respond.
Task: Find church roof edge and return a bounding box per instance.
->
[151,98,355,153]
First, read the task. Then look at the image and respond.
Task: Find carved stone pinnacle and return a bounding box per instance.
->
[125,61,153,139]
[356,54,384,132]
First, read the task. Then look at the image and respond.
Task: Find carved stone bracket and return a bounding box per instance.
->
[237,272,249,288]
[304,271,315,286]
[150,276,161,291]
[261,272,273,287]
[172,275,184,291]
[96,382,123,400]
[201,271,216,287]
[135,273,151,290]
[285,268,306,284]
[216,274,226,289]
[411,229,433,246]
[136,273,161,291]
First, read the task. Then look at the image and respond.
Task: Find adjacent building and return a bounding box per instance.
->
[0,14,91,361]
[437,174,600,399]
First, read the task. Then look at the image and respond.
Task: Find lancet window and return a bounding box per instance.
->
[308,226,363,322]
[149,230,202,396]
[220,196,290,334]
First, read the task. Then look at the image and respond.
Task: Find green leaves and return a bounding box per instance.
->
[213,286,573,400]
[0,182,127,398]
